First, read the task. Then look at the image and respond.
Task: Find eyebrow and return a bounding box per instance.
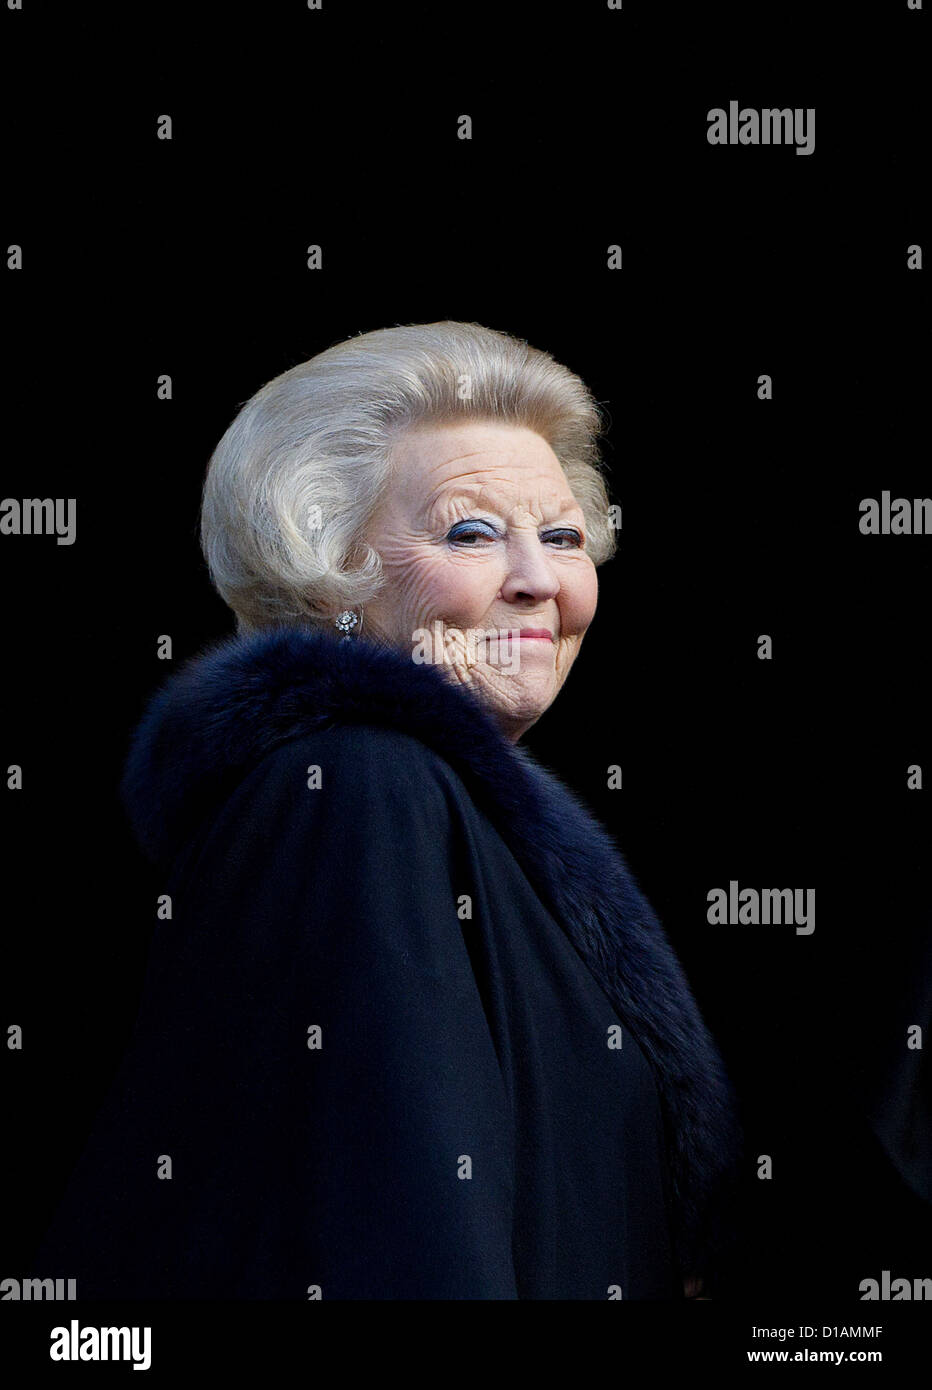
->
[437,489,585,519]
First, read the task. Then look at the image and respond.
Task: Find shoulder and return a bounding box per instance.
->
[167,723,476,936]
[173,724,486,977]
[232,723,471,834]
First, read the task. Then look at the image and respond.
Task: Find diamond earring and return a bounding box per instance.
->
[334,609,362,641]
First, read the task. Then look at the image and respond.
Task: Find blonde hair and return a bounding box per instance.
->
[200,320,616,634]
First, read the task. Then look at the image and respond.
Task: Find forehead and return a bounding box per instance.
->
[390,421,578,508]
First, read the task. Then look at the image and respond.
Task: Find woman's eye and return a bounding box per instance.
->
[446,522,583,547]
[447,521,498,544]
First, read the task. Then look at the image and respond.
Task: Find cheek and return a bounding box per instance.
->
[560,560,599,634]
[387,551,498,629]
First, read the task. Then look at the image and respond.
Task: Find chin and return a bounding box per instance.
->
[483,687,556,734]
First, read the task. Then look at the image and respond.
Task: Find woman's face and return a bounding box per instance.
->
[359,421,599,742]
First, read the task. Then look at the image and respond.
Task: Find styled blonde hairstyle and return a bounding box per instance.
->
[200,320,616,634]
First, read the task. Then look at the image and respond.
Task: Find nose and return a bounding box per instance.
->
[498,532,561,606]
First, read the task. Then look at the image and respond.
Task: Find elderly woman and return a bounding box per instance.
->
[33,321,741,1300]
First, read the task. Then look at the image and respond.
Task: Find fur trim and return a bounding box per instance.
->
[120,624,744,1283]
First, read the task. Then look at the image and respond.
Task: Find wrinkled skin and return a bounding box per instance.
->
[358,421,598,743]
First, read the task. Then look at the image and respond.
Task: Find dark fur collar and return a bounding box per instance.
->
[119,624,743,1285]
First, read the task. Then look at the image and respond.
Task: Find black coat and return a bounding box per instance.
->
[32,625,743,1299]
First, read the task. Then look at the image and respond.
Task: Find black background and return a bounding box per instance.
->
[2,0,929,1336]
